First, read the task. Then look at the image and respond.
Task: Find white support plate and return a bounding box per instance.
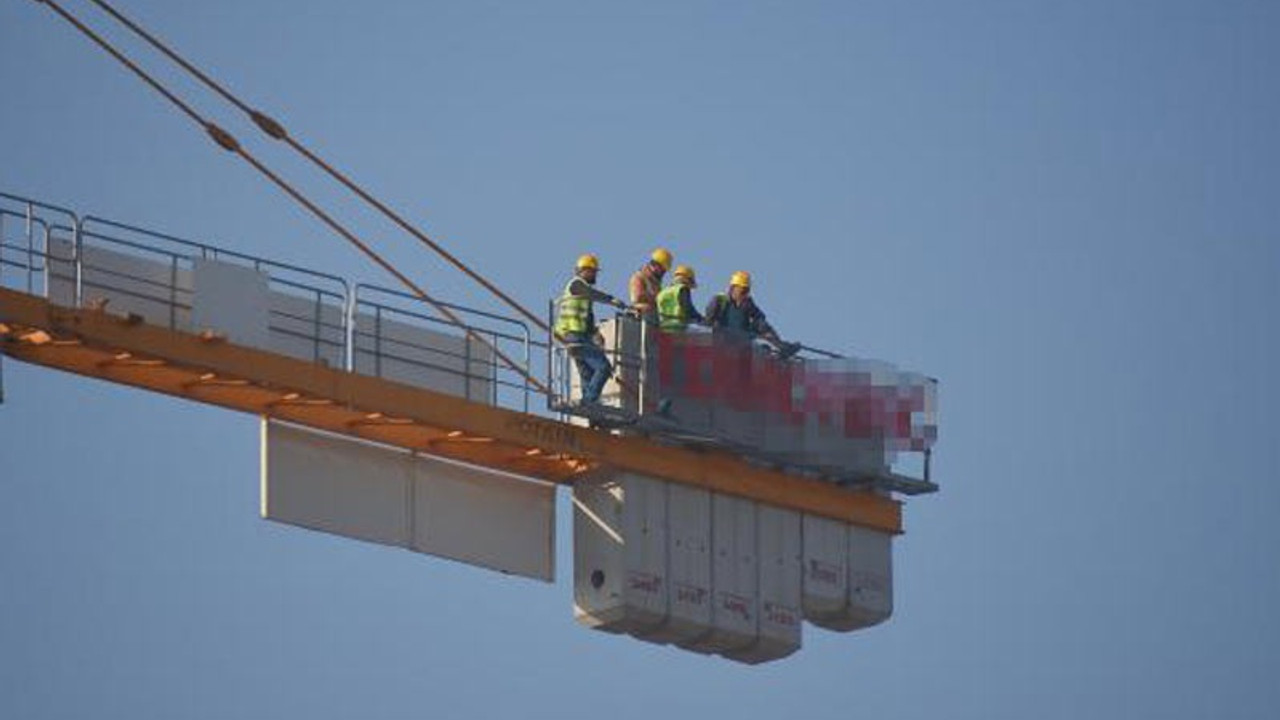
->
[261,420,554,582]
[193,257,270,348]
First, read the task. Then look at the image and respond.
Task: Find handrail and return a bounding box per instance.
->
[0,215,51,295]
[0,192,80,225]
[0,195,79,301]
[4,188,937,489]
[356,283,530,336]
[70,218,350,354]
[81,216,351,297]
[797,343,845,360]
[353,282,542,411]
[355,294,531,347]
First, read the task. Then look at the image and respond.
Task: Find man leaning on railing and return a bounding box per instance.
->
[704,271,800,358]
[554,253,627,405]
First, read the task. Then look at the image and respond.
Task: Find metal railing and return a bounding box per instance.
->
[0,193,77,297]
[352,284,544,413]
[79,216,350,358]
[543,293,939,491]
[3,189,938,492]
[1,190,548,413]
[546,304,841,416]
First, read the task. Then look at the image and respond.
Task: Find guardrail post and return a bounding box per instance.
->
[312,288,322,364]
[638,317,649,414]
[521,324,531,413]
[0,213,7,290]
[344,287,357,372]
[374,305,383,378]
[546,300,555,408]
[36,223,50,298]
[169,256,179,330]
[23,204,34,295]
[463,330,472,402]
[73,217,85,307]
[490,331,500,406]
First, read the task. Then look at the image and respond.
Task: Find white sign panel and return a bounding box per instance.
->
[193,257,270,348]
[261,420,554,582]
[47,236,194,329]
[352,312,494,402]
[261,419,412,547]
[411,453,554,580]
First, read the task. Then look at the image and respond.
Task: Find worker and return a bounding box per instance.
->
[655,265,704,332]
[554,253,628,405]
[704,271,798,355]
[629,247,673,322]
[653,265,706,416]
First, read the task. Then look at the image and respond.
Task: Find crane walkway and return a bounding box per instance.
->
[0,192,908,532]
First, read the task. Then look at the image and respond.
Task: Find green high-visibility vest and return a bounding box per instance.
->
[554,279,593,337]
[656,284,689,332]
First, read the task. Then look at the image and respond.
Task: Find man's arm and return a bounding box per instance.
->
[570,277,626,307]
[747,301,786,348]
[703,295,722,326]
[679,286,704,324]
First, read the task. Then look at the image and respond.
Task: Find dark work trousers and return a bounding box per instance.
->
[562,333,613,403]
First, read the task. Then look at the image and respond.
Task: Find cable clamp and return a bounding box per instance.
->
[205,122,241,152]
[250,110,288,140]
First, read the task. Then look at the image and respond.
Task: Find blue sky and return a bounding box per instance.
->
[2,1,1278,718]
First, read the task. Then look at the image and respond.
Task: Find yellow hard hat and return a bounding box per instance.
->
[576,253,600,271]
[651,247,673,271]
[730,270,752,289]
[673,265,697,287]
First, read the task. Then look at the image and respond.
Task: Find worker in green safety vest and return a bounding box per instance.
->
[554,253,627,404]
[653,264,706,416]
[655,265,704,332]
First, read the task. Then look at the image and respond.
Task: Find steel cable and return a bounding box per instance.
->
[84,0,552,335]
[31,0,549,394]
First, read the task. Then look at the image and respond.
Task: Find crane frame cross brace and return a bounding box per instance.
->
[0,287,902,533]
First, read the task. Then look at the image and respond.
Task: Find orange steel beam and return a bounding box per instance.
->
[0,287,903,532]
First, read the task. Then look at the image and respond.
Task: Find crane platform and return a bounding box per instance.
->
[0,285,902,532]
[0,190,939,535]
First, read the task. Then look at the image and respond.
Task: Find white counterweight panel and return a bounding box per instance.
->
[679,493,758,654]
[725,504,802,664]
[642,482,712,645]
[813,523,894,632]
[572,473,669,634]
[801,514,849,624]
